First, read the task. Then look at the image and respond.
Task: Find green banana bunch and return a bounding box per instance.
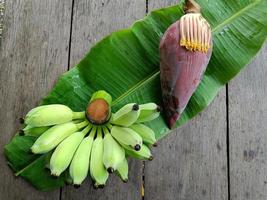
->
[115,158,129,183]
[103,126,125,173]
[111,103,140,126]
[31,121,88,154]
[25,104,85,127]
[69,126,97,186]
[19,90,162,188]
[130,124,156,145]
[49,125,91,177]
[20,125,50,137]
[136,103,160,123]
[111,126,142,151]
[122,143,153,161]
[90,127,109,188]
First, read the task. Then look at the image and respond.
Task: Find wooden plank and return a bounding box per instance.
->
[61,1,146,199]
[0,0,4,42]
[69,0,146,67]
[229,44,267,200]
[144,1,228,200]
[0,0,72,199]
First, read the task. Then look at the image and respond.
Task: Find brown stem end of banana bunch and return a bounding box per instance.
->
[86,99,110,125]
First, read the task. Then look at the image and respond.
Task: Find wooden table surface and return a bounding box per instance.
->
[0,1,266,200]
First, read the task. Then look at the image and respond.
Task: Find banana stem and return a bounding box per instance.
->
[76,120,89,129]
[89,126,97,138]
[72,111,85,120]
[81,124,92,136]
[107,123,112,131]
[97,126,102,138]
[102,126,109,135]
[90,90,112,106]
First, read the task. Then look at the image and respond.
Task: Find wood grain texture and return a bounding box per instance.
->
[69,0,146,67]
[144,90,228,200]
[144,1,228,200]
[0,0,4,43]
[0,0,72,199]
[61,1,146,199]
[229,44,267,200]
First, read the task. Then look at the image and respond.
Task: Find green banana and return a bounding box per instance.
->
[50,125,91,177]
[21,125,50,137]
[111,126,142,151]
[122,143,153,160]
[136,103,160,123]
[25,104,85,127]
[69,126,97,186]
[102,126,125,173]
[115,158,129,183]
[31,121,88,154]
[111,103,140,127]
[90,126,109,188]
[130,124,156,145]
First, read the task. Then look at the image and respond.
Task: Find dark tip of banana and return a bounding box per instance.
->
[44,167,50,171]
[153,142,158,147]
[134,144,141,151]
[107,167,114,174]
[123,179,128,183]
[148,156,154,161]
[27,149,34,154]
[73,184,80,189]
[98,184,105,189]
[19,130,24,136]
[93,184,98,190]
[19,118,24,124]
[132,104,139,111]
[51,174,59,179]
[156,105,162,112]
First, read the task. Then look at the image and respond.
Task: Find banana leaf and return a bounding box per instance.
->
[4,0,267,191]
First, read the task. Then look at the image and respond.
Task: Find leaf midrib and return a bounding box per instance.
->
[212,0,260,33]
[111,0,261,106]
[111,70,160,106]
[15,154,45,176]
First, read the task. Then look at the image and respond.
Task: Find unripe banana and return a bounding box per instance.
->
[136,103,160,123]
[50,125,91,176]
[111,126,142,151]
[21,125,50,137]
[25,104,85,127]
[115,158,128,183]
[31,121,88,154]
[111,103,140,127]
[122,143,153,160]
[102,126,125,173]
[69,126,97,186]
[90,127,109,188]
[130,124,156,145]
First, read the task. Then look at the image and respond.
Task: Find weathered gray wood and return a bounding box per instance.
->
[69,0,146,67]
[144,90,228,200]
[0,0,72,199]
[144,1,228,200]
[229,44,267,200]
[61,1,145,199]
[0,0,4,43]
